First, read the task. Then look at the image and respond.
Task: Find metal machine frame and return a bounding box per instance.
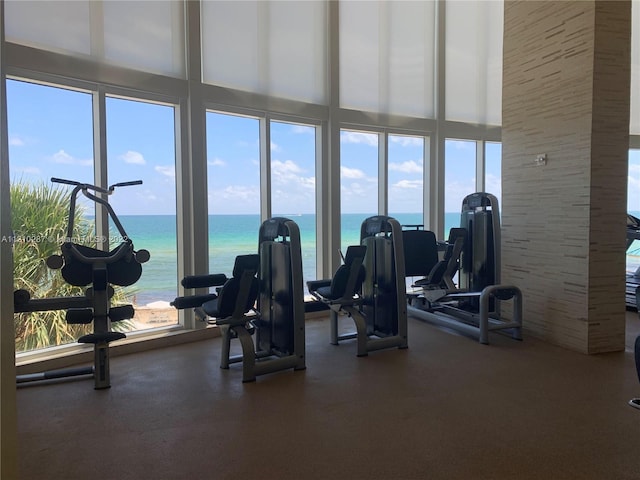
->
[312,215,408,356]
[407,193,523,345]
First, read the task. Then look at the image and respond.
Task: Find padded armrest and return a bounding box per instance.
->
[171,293,218,310]
[412,277,430,287]
[78,332,126,344]
[181,274,227,289]
[307,279,331,293]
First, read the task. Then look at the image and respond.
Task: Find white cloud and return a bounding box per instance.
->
[629,173,640,211]
[272,159,303,175]
[389,160,422,174]
[207,185,261,213]
[485,173,502,199]
[270,141,282,153]
[393,179,422,189]
[390,136,423,147]
[445,178,477,211]
[208,157,226,167]
[9,136,25,147]
[142,191,158,202]
[450,140,475,151]
[270,159,315,203]
[155,165,175,178]
[340,131,378,146]
[120,150,146,165]
[340,166,366,179]
[50,149,93,166]
[291,125,314,134]
[630,174,640,189]
[13,166,40,175]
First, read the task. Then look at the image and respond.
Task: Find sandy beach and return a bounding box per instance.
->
[132,301,178,329]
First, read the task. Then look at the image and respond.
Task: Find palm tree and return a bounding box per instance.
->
[12,180,132,352]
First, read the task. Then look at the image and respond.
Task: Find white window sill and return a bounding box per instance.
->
[15,323,221,375]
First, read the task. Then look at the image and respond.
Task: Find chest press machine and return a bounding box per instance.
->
[308,215,408,356]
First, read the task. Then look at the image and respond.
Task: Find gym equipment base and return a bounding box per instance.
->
[408,284,523,345]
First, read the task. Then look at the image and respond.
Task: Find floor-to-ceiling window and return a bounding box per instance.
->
[270,120,317,285]
[105,96,178,330]
[2,0,512,361]
[206,111,261,276]
[387,134,425,226]
[444,139,477,234]
[340,129,379,253]
[7,79,96,352]
[7,79,181,351]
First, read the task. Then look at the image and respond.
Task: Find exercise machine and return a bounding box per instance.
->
[309,215,408,356]
[630,335,640,409]
[172,217,305,382]
[406,193,523,344]
[625,214,640,308]
[307,245,368,355]
[14,177,149,389]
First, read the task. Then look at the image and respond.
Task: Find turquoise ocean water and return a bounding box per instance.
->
[117,212,463,305]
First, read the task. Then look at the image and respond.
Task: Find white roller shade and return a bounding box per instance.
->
[445,0,503,125]
[5,1,91,56]
[339,1,436,118]
[201,0,327,104]
[5,0,185,78]
[102,1,185,77]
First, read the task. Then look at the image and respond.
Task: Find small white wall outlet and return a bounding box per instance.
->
[535,153,547,166]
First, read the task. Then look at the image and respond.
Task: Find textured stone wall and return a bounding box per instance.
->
[502,0,630,353]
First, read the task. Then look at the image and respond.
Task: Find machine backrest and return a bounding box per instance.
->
[402,229,439,278]
[326,245,367,302]
[61,243,142,287]
[426,228,466,289]
[257,218,304,357]
[216,254,260,318]
[360,216,406,336]
[460,192,500,291]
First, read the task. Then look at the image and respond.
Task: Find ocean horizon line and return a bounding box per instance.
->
[112,212,442,217]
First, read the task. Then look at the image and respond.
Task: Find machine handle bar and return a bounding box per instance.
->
[51,177,142,194]
[51,178,143,241]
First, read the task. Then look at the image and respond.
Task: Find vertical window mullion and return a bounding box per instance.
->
[260,116,271,221]
[93,87,108,251]
[423,135,433,230]
[476,140,485,192]
[379,131,388,216]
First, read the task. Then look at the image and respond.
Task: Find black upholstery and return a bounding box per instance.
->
[632,293,640,398]
[414,228,467,289]
[635,336,640,384]
[403,229,439,277]
[308,245,367,303]
[60,242,142,287]
[180,273,227,289]
[202,254,260,319]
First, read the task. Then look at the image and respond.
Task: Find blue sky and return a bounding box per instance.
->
[630,150,640,213]
[6,78,509,217]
